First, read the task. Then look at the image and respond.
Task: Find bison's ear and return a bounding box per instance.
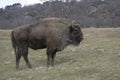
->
[69,25,74,33]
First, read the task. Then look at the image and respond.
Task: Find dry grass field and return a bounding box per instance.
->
[0,28,120,80]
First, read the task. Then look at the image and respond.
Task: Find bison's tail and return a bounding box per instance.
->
[11,31,16,48]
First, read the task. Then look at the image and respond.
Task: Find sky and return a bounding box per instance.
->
[0,0,105,8]
[0,0,48,8]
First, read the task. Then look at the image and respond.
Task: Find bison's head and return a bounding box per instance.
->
[69,24,83,46]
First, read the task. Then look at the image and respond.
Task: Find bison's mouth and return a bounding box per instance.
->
[73,37,83,46]
[80,37,84,42]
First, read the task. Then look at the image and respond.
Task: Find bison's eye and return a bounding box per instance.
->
[73,30,79,34]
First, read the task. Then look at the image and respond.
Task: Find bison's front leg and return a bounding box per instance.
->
[47,48,57,68]
[47,54,51,68]
[51,50,57,66]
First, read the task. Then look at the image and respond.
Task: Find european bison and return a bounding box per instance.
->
[11,17,83,69]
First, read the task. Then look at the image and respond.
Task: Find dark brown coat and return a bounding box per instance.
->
[11,17,83,69]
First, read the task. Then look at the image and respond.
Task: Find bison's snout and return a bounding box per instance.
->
[80,33,84,42]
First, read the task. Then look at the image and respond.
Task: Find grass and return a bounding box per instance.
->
[0,28,120,80]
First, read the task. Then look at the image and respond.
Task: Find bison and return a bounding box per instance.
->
[11,17,83,69]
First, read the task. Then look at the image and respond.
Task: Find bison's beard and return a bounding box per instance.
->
[73,41,80,46]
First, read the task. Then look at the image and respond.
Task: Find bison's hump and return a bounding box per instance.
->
[40,17,70,25]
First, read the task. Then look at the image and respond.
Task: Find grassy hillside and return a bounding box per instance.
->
[0,28,120,80]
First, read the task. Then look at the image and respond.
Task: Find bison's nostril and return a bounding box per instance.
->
[82,38,83,40]
[80,37,83,41]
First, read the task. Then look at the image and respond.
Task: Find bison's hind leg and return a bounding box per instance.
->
[22,46,32,68]
[16,45,32,69]
[15,47,22,70]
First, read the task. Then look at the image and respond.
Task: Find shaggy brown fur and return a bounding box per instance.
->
[11,17,83,69]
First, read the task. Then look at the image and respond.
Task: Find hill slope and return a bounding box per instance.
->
[0,28,120,80]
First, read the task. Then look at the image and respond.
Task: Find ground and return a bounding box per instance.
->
[0,28,120,80]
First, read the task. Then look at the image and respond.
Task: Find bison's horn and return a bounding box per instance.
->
[72,20,75,24]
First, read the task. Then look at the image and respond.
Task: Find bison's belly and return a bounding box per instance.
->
[28,39,46,50]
